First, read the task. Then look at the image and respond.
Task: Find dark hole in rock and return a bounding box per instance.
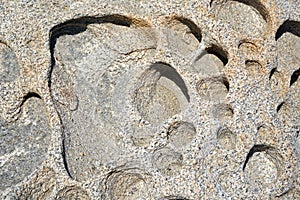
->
[290,68,300,86]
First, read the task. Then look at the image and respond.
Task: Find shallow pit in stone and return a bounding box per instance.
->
[167,121,196,148]
[213,0,268,37]
[135,63,190,124]
[193,54,224,76]
[164,17,201,58]
[55,186,90,200]
[211,103,234,122]
[196,77,229,103]
[245,60,264,77]
[152,147,183,176]
[105,169,150,200]
[243,145,283,189]
[217,126,236,150]
[244,152,279,187]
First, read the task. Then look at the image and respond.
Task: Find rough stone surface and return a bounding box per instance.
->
[0,0,300,199]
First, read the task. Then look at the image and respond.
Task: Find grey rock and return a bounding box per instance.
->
[0,97,50,191]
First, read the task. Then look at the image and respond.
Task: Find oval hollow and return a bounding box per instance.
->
[197,77,229,103]
[168,121,196,148]
[217,126,236,150]
[214,0,268,37]
[135,62,190,124]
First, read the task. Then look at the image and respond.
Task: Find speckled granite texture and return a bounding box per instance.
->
[0,0,300,199]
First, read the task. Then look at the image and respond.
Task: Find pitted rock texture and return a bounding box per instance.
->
[0,0,300,199]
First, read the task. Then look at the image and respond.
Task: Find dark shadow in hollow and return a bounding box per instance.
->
[151,62,190,103]
[210,0,269,23]
[275,20,300,40]
[276,101,285,113]
[19,92,42,110]
[269,67,277,80]
[242,144,272,171]
[290,68,300,87]
[205,44,229,66]
[194,44,229,66]
[173,16,202,43]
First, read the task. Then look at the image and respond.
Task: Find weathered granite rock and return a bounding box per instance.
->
[0,0,300,199]
[0,97,50,191]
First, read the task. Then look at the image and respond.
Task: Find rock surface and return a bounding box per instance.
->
[0,0,300,199]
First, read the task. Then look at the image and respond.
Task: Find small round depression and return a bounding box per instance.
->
[168,122,196,148]
[243,145,283,189]
[105,169,150,200]
[245,152,278,186]
[135,63,190,124]
[197,77,229,103]
[217,126,236,150]
[214,0,268,37]
[152,147,183,176]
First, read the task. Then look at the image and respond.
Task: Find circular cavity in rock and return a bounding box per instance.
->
[55,186,90,200]
[238,41,259,58]
[135,63,190,124]
[18,167,56,200]
[105,169,150,200]
[196,77,229,102]
[193,53,224,76]
[214,1,267,37]
[217,126,236,150]
[167,122,196,148]
[244,152,278,187]
[152,147,183,176]
[0,96,50,191]
[243,146,283,189]
[0,42,19,82]
[165,19,200,57]
[211,103,234,121]
[245,60,264,77]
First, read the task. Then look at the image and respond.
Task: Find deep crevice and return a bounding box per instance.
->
[269,67,277,80]
[275,20,300,41]
[62,137,73,179]
[205,44,229,66]
[290,68,300,86]
[276,102,285,112]
[242,144,272,171]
